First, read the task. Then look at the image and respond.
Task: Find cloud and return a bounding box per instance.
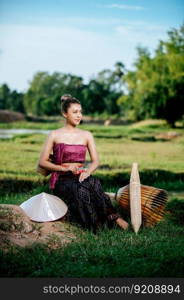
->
[115,22,168,41]
[0,20,169,91]
[0,24,128,91]
[114,21,168,58]
[101,4,145,11]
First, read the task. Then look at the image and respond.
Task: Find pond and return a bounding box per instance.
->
[0,129,50,139]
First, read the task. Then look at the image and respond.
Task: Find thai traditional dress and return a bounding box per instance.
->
[49,143,120,233]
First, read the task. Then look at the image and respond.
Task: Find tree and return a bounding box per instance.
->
[7,90,25,113]
[24,72,84,116]
[93,62,125,115]
[119,25,184,126]
[0,84,11,110]
[0,84,25,113]
[81,80,107,114]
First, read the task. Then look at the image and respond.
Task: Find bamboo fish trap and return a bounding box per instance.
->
[106,162,168,229]
[115,184,168,227]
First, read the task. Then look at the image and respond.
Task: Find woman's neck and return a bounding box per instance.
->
[64,122,78,132]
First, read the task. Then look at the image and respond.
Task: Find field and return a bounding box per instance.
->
[0,119,184,277]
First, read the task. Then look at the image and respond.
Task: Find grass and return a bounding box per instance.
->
[0,220,184,277]
[0,119,184,277]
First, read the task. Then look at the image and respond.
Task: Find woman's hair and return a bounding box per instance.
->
[60,94,81,113]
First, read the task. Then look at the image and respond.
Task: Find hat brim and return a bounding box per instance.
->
[20,192,68,222]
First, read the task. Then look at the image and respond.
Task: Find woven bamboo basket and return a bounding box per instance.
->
[115,184,168,227]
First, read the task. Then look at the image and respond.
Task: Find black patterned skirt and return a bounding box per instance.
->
[52,172,120,233]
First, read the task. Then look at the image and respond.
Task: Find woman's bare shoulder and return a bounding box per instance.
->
[54,127,65,133]
[78,129,93,138]
[51,128,65,136]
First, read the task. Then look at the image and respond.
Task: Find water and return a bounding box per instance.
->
[0,129,50,139]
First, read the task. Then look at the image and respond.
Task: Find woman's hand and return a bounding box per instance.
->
[79,170,90,183]
[66,165,79,174]
[61,163,85,175]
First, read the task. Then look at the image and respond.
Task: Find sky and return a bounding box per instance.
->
[0,0,183,92]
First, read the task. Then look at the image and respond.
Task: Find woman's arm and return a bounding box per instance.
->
[79,131,99,182]
[86,131,100,175]
[38,131,65,172]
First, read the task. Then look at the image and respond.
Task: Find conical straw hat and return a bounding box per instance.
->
[20,192,68,222]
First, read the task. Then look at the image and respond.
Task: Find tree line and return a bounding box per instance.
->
[0,25,183,127]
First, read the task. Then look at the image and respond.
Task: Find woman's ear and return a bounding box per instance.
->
[62,112,67,119]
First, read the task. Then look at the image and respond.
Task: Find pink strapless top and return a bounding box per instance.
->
[49,143,87,189]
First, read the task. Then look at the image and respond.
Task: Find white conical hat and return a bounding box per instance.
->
[20,192,68,222]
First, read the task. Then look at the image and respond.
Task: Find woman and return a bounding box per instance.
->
[38,95,128,233]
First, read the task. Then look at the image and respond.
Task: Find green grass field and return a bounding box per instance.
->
[0,120,184,277]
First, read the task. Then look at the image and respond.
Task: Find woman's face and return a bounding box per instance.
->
[64,103,82,126]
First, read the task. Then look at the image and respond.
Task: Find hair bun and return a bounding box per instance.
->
[60,94,72,102]
[60,94,81,113]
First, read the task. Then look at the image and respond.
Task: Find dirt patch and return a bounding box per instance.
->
[0,204,77,251]
[0,110,25,122]
[155,131,182,140]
